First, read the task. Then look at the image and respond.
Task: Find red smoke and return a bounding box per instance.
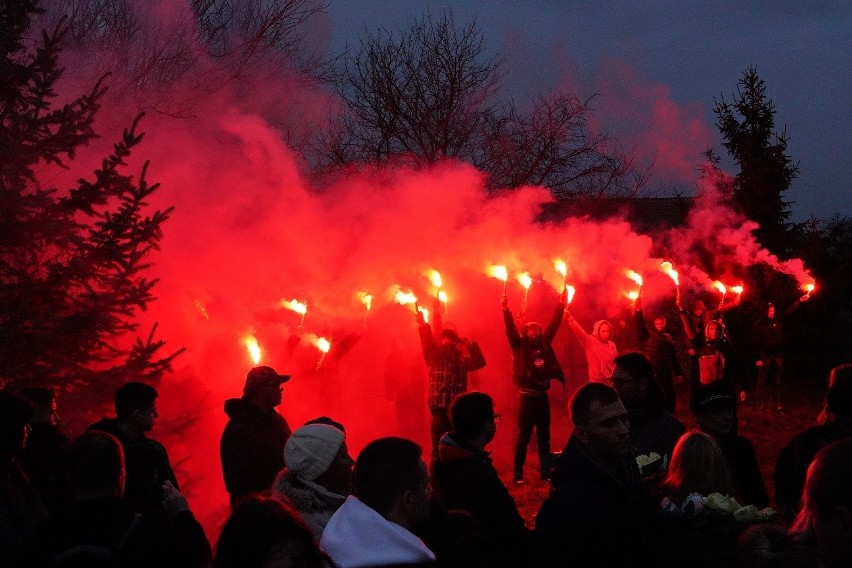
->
[31,2,812,539]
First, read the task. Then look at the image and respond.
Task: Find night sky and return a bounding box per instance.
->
[328,1,852,222]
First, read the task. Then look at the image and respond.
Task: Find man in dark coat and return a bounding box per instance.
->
[536,383,649,567]
[774,363,852,520]
[633,297,682,414]
[502,290,566,484]
[611,352,684,474]
[432,392,532,567]
[89,382,178,514]
[221,366,292,507]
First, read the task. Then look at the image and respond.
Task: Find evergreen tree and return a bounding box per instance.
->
[0,0,181,392]
[714,66,799,255]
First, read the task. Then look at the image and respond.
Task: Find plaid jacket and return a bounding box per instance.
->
[419,324,486,409]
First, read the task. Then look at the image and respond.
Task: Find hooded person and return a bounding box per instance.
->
[502,290,567,484]
[221,366,292,507]
[565,312,618,383]
[272,422,354,540]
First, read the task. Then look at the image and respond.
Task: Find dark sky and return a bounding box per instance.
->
[327,1,851,222]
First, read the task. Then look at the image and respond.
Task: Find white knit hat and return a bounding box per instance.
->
[284,423,345,481]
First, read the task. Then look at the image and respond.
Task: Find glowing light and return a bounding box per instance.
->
[419,308,429,323]
[315,337,331,353]
[281,298,307,314]
[566,285,576,304]
[517,272,532,290]
[554,260,567,278]
[802,282,816,297]
[427,269,443,289]
[711,281,727,295]
[242,335,262,365]
[438,290,448,303]
[625,269,643,287]
[487,264,508,282]
[357,291,372,311]
[660,261,680,286]
[194,299,210,320]
[626,290,639,301]
[393,287,418,306]
[730,285,744,295]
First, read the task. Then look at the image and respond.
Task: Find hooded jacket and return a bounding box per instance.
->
[220,398,291,503]
[432,433,531,564]
[320,496,436,568]
[272,469,346,540]
[567,318,618,382]
[503,302,565,390]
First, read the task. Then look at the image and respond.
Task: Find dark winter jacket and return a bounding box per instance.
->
[717,433,769,509]
[220,398,291,504]
[628,407,685,467]
[22,495,211,568]
[418,324,486,410]
[20,423,71,515]
[503,303,565,391]
[774,420,852,519]
[535,435,650,567]
[88,418,178,514]
[432,433,532,566]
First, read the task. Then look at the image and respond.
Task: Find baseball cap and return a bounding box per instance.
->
[244,366,290,392]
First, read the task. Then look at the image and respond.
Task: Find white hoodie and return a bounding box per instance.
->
[320,496,435,567]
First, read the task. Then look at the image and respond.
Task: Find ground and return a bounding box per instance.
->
[493,379,826,527]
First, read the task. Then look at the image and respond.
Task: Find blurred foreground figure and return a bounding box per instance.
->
[215,495,333,568]
[272,421,354,540]
[320,437,435,567]
[536,383,650,567]
[0,390,45,567]
[774,363,852,521]
[801,438,852,568]
[221,366,292,507]
[502,290,567,484]
[432,392,533,567]
[23,430,211,568]
[18,387,71,516]
[89,382,178,514]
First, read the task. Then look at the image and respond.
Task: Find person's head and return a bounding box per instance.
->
[64,431,125,499]
[18,386,59,427]
[653,316,667,333]
[521,322,542,341]
[766,303,776,319]
[662,431,733,497]
[611,352,655,409]
[569,383,630,460]
[593,320,613,343]
[450,392,497,448]
[285,423,353,496]
[800,439,852,568]
[826,364,852,421]
[0,390,35,457]
[690,382,736,439]
[705,320,722,341]
[243,366,290,410]
[215,494,326,568]
[354,437,430,529]
[114,382,159,431]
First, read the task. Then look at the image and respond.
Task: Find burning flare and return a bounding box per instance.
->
[626,290,639,301]
[659,261,680,286]
[438,290,448,303]
[194,299,210,320]
[393,287,418,306]
[711,281,727,295]
[517,272,532,290]
[730,285,744,296]
[566,285,576,304]
[802,282,816,297]
[281,298,307,314]
[357,291,372,311]
[419,308,429,323]
[554,259,567,278]
[625,269,644,287]
[427,269,443,289]
[242,335,262,365]
[314,336,331,354]
[487,264,508,282]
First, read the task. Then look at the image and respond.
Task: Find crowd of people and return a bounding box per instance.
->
[2,291,851,567]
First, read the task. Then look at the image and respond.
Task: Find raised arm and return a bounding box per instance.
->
[417,310,438,365]
[564,311,590,348]
[501,295,521,350]
[634,297,650,343]
[544,298,567,342]
[464,339,487,372]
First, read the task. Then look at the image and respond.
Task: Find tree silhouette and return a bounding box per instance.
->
[0,0,181,392]
[714,66,798,256]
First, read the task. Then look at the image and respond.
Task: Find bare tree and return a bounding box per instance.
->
[319,9,648,199]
